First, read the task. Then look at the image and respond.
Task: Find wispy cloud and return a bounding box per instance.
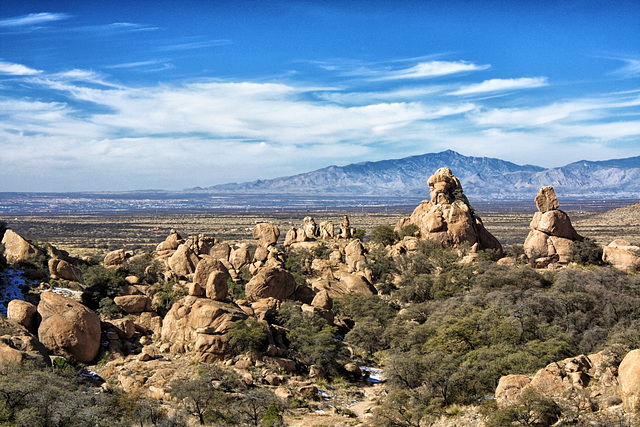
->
[157,39,232,52]
[0,61,41,75]
[105,60,169,69]
[611,58,640,78]
[0,12,70,27]
[78,22,158,33]
[450,77,548,96]
[375,61,490,81]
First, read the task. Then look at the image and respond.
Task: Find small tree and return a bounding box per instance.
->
[227,318,269,354]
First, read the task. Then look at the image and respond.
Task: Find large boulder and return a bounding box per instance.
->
[7,300,38,335]
[1,229,43,265]
[37,291,101,363]
[168,244,200,277]
[495,374,531,407]
[344,239,366,272]
[48,258,81,282]
[395,168,502,254]
[104,249,128,268]
[253,223,280,247]
[245,267,297,302]
[155,230,183,252]
[192,257,230,300]
[619,349,640,412]
[603,240,640,271]
[160,296,246,358]
[113,295,151,313]
[535,186,560,213]
[0,317,50,366]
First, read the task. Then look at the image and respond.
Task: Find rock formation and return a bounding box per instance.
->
[602,240,640,271]
[1,229,43,265]
[395,168,502,253]
[524,186,582,265]
[0,316,50,366]
[37,291,102,363]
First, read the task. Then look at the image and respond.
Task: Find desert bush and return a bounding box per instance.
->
[353,228,366,240]
[372,225,397,246]
[227,318,269,354]
[80,264,127,310]
[570,237,604,265]
[152,279,187,312]
[398,223,420,240]
[277,302,346,377]
[486,388,561,427]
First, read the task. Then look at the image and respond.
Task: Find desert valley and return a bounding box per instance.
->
[2,167,640,426]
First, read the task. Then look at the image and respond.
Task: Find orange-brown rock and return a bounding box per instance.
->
[114,295,151,313]
[104,249,128,268]
[495,374,531,407]
[160,296,246,356]
[524,187,582,264]
[245,267,297,302]
[619,349,640,412]
[37,291,101,363]
[1,229,43,265]
[168,244,199,277]
[156,230,183,252]
[192,256,230,300]
[252,223,280,247]
[603,240,640,271]
[395,168,502,254]
[48,258,81,282]
[7,299,38,335]
[345,239,366,272]
[0,317,50,366]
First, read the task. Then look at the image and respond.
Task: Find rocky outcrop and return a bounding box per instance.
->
[395,168,502,253]
[37,291,101,363]
[0,317,50,366]
[245,267,297,302]
[160,296,246,361]
[1,229,43,265]
[167,244,199,277]
[191,256,230,300]
[113,295,152,314]
[155,229,183,252]
[603,240,640,271]
[524,187,583,265]
[104,249,129,268]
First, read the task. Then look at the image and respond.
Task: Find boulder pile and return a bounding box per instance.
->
[395,167,502,254]
[524,186,582,266]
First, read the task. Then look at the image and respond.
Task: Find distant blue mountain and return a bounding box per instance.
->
[200,150,640,200]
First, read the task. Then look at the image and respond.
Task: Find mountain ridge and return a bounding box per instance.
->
[196,150,640,200]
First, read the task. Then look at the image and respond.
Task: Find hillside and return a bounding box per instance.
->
[201,150,640,200]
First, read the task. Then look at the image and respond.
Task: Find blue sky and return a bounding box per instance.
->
[1,0,639,191]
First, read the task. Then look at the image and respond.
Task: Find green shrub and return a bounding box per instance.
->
[80,264,127,310]
[227,318,269,354]
[372,225,397,246]
[152,279,187,312]
[570,238,604,265]
[398,224,420,240]
[353,228,366,240]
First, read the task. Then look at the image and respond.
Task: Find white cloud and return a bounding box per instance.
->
[450,77,548,96]
[0,12,70,27]
[375,61,490,81]
[612,58,640,78]
[0,61,41,75]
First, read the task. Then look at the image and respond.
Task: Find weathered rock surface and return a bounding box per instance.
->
[48,258,81,282]
[619,349,640,412]
[496,375,531,407]
[245,267,297,302]
[0,316,50,366]
[7,300,38,335]
[104,249,128,268]
[395,168,502,253]
[160,296,246,358]
[603,240,640,271]
[191,256,230,300]
[252,223,280,247]
[524,186,582,264]
[114,295,151,313]
[155,229,183,252]
[37,291,101,363]
[1,229,42,265]
[168,244,199,277]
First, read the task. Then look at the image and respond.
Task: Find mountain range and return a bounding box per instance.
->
[197,150,640,200]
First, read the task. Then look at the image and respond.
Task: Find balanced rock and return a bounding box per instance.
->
[1,229,43,265]
[37,291,101,363]
[245,267,297,302]
[395,168,502,253]
[524,187,582,263]
[168,244,199,277]
[191,256,230,300]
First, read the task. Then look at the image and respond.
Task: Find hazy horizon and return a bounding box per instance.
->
[1,1,639,192]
